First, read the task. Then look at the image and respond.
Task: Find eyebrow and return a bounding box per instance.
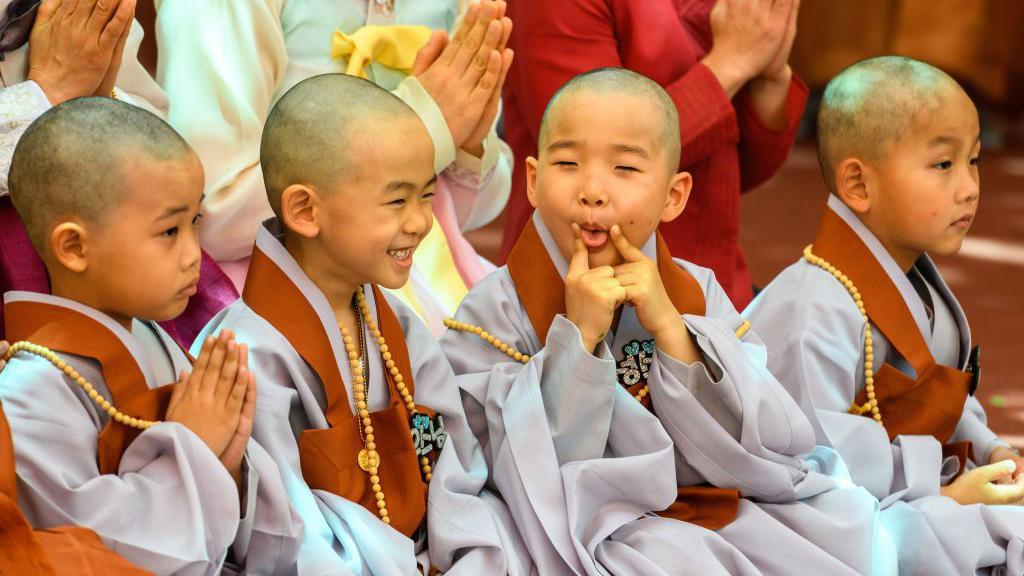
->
[612,144,650,159]
[156,194,206,221]
[545,139,579,153]
[928,134,982,149]
[384,175,438,193]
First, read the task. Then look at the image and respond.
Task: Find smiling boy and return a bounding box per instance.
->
[197,73,530,575]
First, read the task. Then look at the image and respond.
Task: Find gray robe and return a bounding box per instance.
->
[197,222,531,575]
[440,213,885,576]
[746,194,1024,575]
[0,291,302,575]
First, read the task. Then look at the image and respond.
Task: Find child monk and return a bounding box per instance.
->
[197,73,529,575]
[441,67,882,576]
[746,56,1024,575]
[0,97,302,574]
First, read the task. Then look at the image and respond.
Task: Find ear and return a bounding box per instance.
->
[835,158,871,214]
[50,221,89,273]
[525,156,539,209]
[280,184,321,239]
[660,171,693,223]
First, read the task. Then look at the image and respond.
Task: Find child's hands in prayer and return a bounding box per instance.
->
[609,226,700,364]
[28,0,136,105]
[990,446,1024,482]
[218,344,257,490]
[940,460,1024,506]
[412,0,513,158]
[165,330,250,482]
[566,223,626,354]
[701,0,793,98]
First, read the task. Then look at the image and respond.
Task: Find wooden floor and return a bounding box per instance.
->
[466,144,1024,443]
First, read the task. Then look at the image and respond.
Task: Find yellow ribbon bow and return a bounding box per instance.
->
[330,25,433,79]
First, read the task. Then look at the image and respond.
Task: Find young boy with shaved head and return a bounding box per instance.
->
[746,56,1024,575]
[197,73,530,575]
[0,97,302,575]
[441,67,882,576]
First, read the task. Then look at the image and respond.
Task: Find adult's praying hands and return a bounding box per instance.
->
[27,0,136,105]
[411,0,513,158]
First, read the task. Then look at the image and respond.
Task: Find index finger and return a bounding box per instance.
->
[568,222,589,276]
[610,225,646,263]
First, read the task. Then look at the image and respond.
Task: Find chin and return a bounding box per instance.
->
[376,271,411,291]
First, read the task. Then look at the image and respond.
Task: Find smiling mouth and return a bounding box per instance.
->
[387,247,414,262]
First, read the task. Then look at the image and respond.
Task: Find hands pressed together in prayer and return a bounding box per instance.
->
[702,0,799,129]
[411,0,513,158]
[165,330,255,490]
[566,225,701,364]
[27,0,136,105]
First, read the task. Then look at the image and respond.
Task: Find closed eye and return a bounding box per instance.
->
[553,161,577,167]
[191,213,204,226]
[615,166,640,173]
[970,156,981,167]
[933,160,953,170]
[162,226,179,238]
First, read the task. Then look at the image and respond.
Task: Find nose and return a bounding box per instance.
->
[183,224,202,272]
[402,201,433,238]
[576,172,607,208]
[957,166,980,205]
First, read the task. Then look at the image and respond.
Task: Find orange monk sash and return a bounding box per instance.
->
[4,300,175,475]
[1,399,152,575]
[812,209,973,456]
[244,245,438,536]
[505,220,739,530]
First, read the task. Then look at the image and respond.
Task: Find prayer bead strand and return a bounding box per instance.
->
[443,318,752,404]
[3,342,157,430]
[802,245,883,426]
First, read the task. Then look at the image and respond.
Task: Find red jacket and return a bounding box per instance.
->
[501,0,808,308]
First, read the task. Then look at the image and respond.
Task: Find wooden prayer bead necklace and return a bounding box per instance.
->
[443,317,753,404]
[3,342,157,430]
[802,245,883,425]
[341,290,432,525]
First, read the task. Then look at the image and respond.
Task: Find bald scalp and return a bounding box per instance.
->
[260,73,422,215]
[9,97,194,254]
[538,68,681,169]
[817,56,964,192]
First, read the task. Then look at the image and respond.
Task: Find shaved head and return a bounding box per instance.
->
[260,73,422,215]
[539,68,681,169]
[9,97,195,254]
[817,56,965,192]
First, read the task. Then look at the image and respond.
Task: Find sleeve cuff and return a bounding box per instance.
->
[393,76,457,173]
[736,73,809,137]
[653,317,726,384]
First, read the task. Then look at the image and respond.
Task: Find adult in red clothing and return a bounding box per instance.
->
[502,0,808,308]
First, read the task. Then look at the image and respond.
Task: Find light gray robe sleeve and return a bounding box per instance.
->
[950,396,1007,466]
[441,270,679,576]
[538,315,617,465]
[0,354,240,576]
[386,294,532,575]
[744,262,950,502]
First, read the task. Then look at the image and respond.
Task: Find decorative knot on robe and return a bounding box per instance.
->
[330,25,432,79]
